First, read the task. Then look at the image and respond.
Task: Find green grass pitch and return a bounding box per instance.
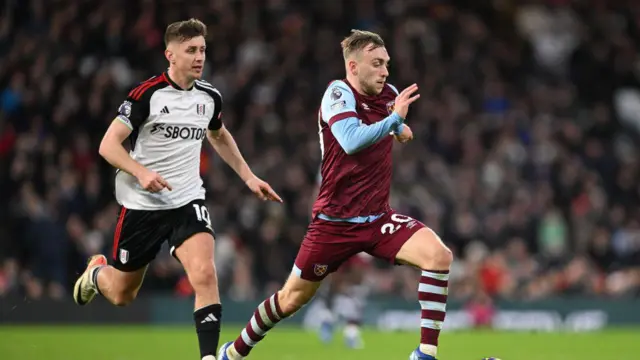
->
[1,326,638,360]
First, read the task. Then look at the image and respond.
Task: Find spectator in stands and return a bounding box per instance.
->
[0,0,638,300]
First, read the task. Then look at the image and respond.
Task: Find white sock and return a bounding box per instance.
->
[419,344,437,357]
[202,355,216,360]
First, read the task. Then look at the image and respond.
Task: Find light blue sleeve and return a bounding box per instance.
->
[387,83,404,135]
[331,115,403,155]
[320,80,404,155]
[320,81,358,124]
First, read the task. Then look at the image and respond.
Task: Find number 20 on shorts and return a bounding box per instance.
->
[380,214,413,234]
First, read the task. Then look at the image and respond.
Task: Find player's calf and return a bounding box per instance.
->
[74,254,147,307]
[174,232,222,360]
[395,227,453,360]
[223,273,322,359]
[277,277,319,315]
[94,265,146,306]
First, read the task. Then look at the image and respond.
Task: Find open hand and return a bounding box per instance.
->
[393,84,420,119]
[246,177,283,202]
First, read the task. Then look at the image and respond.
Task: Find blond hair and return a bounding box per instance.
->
[340,29,385,59]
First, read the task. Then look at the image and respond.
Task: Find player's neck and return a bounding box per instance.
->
[346,76,371,97]
[167,67,194,90]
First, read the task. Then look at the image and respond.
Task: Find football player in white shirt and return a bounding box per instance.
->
[72,18,282,360]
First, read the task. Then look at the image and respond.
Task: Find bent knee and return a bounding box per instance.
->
[186,261,218,290]
[418,230,453,270]
[434,245,453,268]
[422,245,452,270]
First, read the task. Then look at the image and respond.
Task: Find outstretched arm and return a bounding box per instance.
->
[203,86,255,183]
[205,93,282,203]
[206,126,254,183]
[207,127,282,202]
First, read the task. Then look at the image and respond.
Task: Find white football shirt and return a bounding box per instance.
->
[113,72,223,210]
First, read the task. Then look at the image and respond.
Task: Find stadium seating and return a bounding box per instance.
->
[0,0,638,301]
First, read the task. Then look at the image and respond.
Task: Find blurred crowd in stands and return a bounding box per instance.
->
[1,0,639,301]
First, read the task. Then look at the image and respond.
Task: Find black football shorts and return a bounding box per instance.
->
[110,199,215,272]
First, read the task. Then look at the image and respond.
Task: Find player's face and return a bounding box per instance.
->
[173,36,206,80]
[357,45,390,96]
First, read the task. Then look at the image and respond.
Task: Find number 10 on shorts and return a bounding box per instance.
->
[193,203,213,229]
[381,213,414,234]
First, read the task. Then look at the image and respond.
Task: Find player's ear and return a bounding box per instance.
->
[165,45,177,65]
[348,59,358,76]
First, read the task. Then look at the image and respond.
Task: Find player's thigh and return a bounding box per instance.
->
[111,206,167,274]
[368,212,449,268]
[368,212,452,269]
[168,199,217,286]
[395,227,452,270]
[292,221,363,282]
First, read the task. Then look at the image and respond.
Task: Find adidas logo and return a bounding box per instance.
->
[160,106,170,114]
[201,313,218,323]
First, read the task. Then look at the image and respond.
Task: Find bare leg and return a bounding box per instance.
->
[95,265,147,305]
[174,232,221,360]
[73,254,147,307]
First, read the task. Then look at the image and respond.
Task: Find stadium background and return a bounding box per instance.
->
[1,0,639,359]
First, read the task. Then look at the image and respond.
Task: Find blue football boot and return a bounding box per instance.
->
[217,341,235,360]
[409,347,437,360]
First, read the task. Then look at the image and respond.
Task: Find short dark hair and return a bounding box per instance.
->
[340,29,385,59]
[164,18,207,47]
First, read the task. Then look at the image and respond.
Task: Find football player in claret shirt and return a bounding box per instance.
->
[311,171,370,349]
[72,18,281,360]
[219,30,453,360]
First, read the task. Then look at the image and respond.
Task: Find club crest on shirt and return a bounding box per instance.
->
[330,87,342,100]
[313,264,328,276]
[386,100,395,114]
[197,104,205,116]
[119,249,129,264]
